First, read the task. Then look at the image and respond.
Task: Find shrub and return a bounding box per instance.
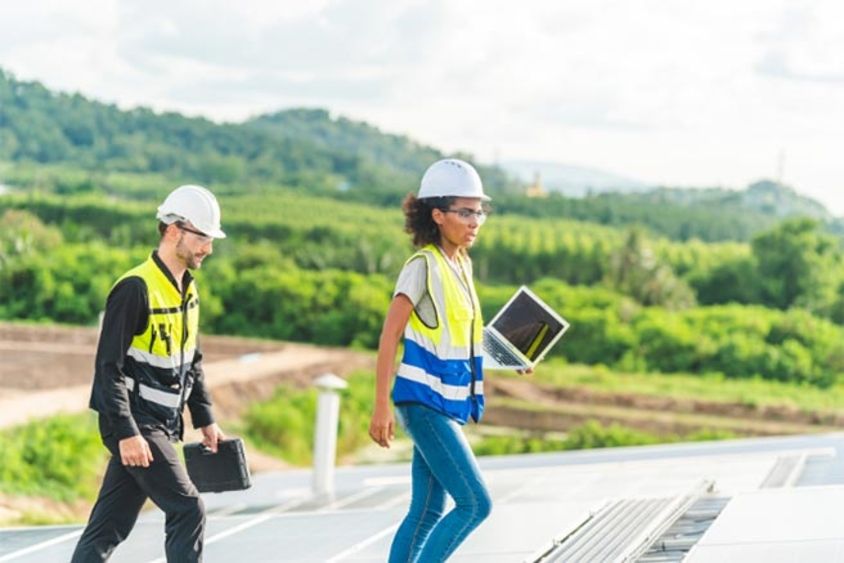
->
[0,414,105,501]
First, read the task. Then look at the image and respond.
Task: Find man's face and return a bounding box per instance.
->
[174,223,213,270]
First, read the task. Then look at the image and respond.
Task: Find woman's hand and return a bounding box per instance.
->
[370,295,412,450]
[369,405,395,448]
[516,367,534,375]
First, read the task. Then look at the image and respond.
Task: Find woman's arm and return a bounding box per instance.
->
[369,294,414,448]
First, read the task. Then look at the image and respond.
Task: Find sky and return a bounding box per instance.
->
[1,1,844,214]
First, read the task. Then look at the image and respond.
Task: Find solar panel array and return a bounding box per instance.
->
[1,433,843,562]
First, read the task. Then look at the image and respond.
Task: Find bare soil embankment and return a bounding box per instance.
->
[0,323,375,428]
[2,322,838,437]
[484,377,842,437]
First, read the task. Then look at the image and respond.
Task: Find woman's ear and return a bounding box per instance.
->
[431,207,445,226]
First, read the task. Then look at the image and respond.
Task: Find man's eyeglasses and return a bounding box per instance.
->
[442,208,488,225]
[177,224,212,242]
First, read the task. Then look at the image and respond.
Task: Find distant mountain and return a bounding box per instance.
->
[500,159,834,223]
[491,177,844,242]
[645,180,832,221]
[501,160,650,197]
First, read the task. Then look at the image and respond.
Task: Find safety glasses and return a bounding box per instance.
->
[442,208,488,225]
[177,223,212,243]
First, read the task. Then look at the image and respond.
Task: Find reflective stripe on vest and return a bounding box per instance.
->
[392,244,485,423]
[124,376,191,409]
[116,255,199,418]
[126,347,197,371]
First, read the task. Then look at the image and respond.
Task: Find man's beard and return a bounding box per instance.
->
[176,237,203,270]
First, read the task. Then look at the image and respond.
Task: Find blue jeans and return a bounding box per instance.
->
[389,403,492,563]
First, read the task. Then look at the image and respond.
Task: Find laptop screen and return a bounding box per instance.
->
[490,290,568,361]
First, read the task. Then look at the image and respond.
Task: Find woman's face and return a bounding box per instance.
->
[432,197,486,249]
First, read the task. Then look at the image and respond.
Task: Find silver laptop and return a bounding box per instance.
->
[482,286,570,370]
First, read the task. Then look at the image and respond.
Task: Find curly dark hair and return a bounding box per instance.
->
[402,193,454,248]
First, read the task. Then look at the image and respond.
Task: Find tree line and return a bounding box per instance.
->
[2,208,843,387]
[3,191,843,320]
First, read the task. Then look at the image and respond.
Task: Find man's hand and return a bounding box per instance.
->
[119,435,154,468]
[516,367,535,375]
[200,423,226,453]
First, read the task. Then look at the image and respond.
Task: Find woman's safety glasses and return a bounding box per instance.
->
[442,208,488,225]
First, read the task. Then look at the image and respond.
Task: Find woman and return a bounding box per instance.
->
[369,158,493,562]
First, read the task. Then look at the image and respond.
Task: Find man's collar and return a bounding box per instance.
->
[151,250,193,295]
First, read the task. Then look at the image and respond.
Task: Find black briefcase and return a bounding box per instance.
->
[184,438,252,493]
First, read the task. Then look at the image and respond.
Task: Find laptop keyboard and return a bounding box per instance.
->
[484,336,524,367]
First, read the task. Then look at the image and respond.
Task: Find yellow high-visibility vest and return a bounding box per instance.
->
[392,244,485,423]
[116,254,199,423]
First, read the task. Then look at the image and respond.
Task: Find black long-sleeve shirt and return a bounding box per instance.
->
[89,252,215,440]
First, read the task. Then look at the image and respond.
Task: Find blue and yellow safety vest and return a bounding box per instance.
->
[392,244,485,423]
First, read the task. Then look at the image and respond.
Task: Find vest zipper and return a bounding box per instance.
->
[449,248,477,400]
[469,315,477,397]
[457,252,477,399]
[177,291,190,409]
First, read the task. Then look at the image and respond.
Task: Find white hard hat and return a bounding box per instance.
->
[156,185,226,239]
[418,158,490,201]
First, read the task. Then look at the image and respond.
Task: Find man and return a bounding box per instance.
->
[72,185,227,562]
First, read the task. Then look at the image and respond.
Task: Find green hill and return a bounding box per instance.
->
[1,67,841,242]
[0,69,516,199]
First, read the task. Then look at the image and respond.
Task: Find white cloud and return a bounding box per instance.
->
[1,0,844,214]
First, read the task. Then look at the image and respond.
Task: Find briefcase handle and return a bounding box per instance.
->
[197,438,238,455]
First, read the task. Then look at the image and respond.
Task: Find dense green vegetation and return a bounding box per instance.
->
[480,281,844,386]
[243,371,383,465]
[3,187,843,314]
[0,414,105,501]
[3,192,844,386]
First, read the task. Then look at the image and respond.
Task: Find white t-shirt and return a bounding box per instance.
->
[393,257,437,327]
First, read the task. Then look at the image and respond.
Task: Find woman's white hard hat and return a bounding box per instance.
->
[418,158,491,201]
[156,185,226,239]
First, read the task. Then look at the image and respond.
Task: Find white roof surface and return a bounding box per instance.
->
[1,433,843,562]
[686,485,844,563]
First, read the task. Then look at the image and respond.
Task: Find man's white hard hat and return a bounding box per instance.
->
[156,185,226,239]
[418,158,490,201]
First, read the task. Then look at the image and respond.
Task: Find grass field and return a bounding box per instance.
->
[520,360,844,414]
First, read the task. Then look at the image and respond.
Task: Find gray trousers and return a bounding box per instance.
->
[71,428,205,562]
